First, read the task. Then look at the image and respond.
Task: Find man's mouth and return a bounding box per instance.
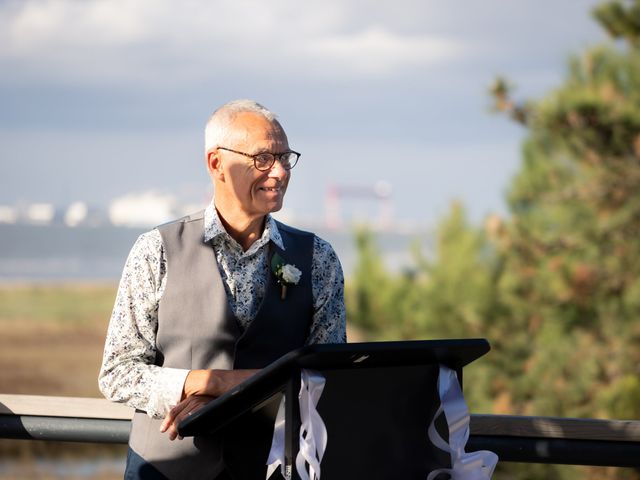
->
[259,186,282,192]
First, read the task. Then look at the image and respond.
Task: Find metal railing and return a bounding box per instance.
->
[1,394,639,467]
[0,394,131,444]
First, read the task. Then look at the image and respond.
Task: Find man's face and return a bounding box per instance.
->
[210,112,291,218]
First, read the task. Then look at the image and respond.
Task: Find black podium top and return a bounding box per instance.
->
[179,338,489,437]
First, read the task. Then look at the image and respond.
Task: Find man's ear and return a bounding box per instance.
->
[207,150,224,181]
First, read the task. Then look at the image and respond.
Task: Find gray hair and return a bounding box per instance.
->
[204,99,278,153]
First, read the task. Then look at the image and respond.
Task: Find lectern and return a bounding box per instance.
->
[179,339,490,479]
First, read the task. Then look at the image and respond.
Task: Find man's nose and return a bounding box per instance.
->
[268,158,288,177]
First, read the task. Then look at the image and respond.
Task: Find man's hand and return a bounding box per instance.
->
[182,368,259,398]
[160,369,259,441]
[160,394,213,441]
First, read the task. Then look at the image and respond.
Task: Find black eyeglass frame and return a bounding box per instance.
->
[216,146,300,171]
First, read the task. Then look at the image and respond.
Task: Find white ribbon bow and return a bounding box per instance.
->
[427,365,499,480]
[296,369,327,480]
[266,398,286,479]
[266,370,328,480]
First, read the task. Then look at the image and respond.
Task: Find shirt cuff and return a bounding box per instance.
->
[149,367,190,418]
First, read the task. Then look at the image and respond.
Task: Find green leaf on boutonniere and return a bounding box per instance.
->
[271,252,285,277]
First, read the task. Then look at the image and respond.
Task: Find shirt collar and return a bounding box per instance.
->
[203,202,285,251]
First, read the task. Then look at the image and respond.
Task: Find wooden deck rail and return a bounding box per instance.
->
[468,414,640,467]
[0,394,134,420]
[1,394,639,467]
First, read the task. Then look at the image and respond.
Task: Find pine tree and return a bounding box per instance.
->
[347,2,640,478]
[490,0,640,422]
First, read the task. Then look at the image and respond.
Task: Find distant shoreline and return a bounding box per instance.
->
[0,279,118,288]
[0,222,433,283]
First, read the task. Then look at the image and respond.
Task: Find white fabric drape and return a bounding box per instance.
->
[266,370,327,480]
[427,365,498,480]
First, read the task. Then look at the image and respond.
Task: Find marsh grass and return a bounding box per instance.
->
[0,283,126,479]
[0,283,116,326]
[0,283,117,396]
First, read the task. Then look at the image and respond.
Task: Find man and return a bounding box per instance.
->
[99,99,346,479]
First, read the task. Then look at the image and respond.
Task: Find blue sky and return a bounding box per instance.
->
[0,0,606,228]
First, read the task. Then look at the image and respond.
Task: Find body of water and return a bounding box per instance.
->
[0,223,432,282]
[0,457,125,479]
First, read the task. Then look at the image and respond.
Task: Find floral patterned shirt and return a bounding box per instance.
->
[99,204,346,418]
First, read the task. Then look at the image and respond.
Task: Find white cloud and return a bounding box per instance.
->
[0,0,463,86]
[0,0,153,85]
[303,27,460,76]
[4,0,149,53]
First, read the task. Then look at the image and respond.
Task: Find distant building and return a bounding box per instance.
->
[108,191,177,228]
[0,205,17,224]
[25,203,55,225]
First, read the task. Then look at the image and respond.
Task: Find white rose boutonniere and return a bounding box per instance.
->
[280,264,302,285]
[271,253,302,300]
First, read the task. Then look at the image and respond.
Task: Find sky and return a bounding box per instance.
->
[0,0,607,228]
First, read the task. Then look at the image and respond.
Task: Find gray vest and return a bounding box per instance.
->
[129,211,314,479]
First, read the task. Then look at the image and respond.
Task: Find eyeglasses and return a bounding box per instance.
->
[217,146,300,171]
